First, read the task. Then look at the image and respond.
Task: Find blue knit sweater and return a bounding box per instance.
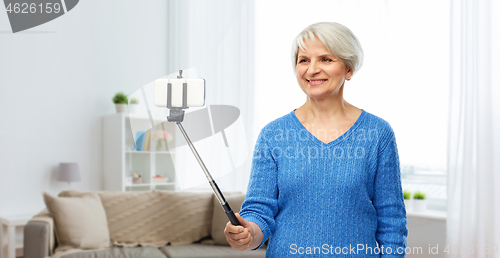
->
[240,110,408,257]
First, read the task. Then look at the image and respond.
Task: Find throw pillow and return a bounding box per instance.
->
[42,192,111,249]
[209,193,245,246]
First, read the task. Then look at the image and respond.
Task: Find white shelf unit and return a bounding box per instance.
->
[103,113,177,191]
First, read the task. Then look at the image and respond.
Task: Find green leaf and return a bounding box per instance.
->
[112,92,128,104]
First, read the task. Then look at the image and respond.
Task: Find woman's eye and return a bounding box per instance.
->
[322,58,332,62]
[298,59,307,63]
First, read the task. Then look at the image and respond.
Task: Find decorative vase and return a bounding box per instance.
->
[128,104,139,114]
[115,104,127,113]
[412,199,427,212]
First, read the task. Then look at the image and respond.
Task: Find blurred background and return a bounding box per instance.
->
[1,0,498,257]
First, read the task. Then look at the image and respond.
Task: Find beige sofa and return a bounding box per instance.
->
[24,190,265,258]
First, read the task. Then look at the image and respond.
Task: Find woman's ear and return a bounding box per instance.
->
[346,69,353,81]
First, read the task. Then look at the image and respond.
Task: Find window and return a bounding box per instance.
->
[254,0,449,210]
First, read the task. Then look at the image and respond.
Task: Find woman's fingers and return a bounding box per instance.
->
[224,214,254,251]
[226,230,252,250]
[225,222,250,239]
[225,222,244,234]
[224,213,252,236]
[228,228,251,243]
[234,213,252,229]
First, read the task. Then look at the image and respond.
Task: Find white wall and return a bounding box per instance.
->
[0,0,168,216]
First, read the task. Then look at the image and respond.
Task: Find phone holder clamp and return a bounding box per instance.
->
[166,70,188,123]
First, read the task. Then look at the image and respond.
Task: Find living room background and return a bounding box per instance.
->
[0,0,169,216]
[0,0,449,216]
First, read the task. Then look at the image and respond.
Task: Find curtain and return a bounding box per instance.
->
[165,0,255,192]
[447,0,500,257]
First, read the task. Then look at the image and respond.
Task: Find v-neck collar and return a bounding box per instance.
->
[290,109,367,147]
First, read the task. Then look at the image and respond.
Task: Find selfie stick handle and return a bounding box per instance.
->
[176,122,241,226]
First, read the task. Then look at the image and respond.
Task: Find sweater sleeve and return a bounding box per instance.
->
[373,126,408,257]
[239,130,279,249]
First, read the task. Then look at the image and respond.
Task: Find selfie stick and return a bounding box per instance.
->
[165,70,241,226]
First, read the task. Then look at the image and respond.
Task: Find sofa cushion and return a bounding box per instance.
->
[208,193,245,246]
[160,243,266,258]
[42,192,110,250]
[59,190,213,247]
[57,246,167,258]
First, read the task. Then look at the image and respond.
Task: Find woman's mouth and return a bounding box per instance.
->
[307,79,327,86]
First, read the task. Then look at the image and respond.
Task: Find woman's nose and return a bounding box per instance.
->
[307,61,320,75]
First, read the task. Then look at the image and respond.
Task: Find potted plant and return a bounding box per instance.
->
[128,97,139,114]
[403,190,411,211]
[112,92,128,113]
[412,191,427,212]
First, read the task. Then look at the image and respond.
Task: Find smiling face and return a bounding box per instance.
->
[295,37,352,101]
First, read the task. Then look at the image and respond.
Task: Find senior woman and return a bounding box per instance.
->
[224,22,408,257]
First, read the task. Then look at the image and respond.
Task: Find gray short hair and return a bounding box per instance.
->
[292,22,364,76]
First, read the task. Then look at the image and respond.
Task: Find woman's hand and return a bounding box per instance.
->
[224,213,261,251]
